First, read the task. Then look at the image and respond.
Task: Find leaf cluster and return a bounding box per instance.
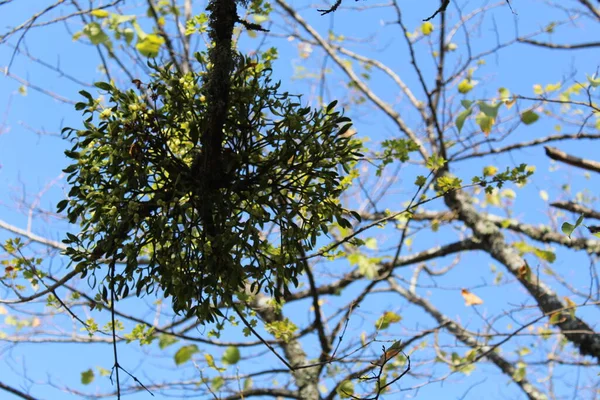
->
[60,54,362,322]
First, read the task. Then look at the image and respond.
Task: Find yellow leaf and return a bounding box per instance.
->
[461,289,483,306]
[563,296,576,319]
[504,97,516,109]
[475,112,494,136]
[533,84,543,94]
[458,79,475,94]
[90,9,110,18]
[421,21,434,36]
[545,82,561,92]
[483,165,498,176]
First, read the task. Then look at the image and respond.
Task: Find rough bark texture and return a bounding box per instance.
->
[444,187,600,362]
[252,294,321,400]
[199,0,238,237]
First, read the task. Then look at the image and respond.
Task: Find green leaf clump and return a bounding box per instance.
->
[60,53,362,323]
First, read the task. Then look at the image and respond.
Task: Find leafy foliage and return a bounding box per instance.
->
[61,53,362,322]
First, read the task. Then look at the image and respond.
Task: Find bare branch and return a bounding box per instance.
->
[518,38,600,50]
[453,133,600,161]
[545,146,600,174]
[444,186,600,361]
[389,278,549,400]
[275,0,429,160]
[551,201,600,220]
[0,381,37,400]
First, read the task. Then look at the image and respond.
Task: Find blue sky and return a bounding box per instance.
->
[1,0,600,399]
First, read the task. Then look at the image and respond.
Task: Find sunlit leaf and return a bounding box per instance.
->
[83,22,110,46]
[461,289,483,306]
[587,74,600,87]
[136,34,165,57]
[375,311,402,330]
[458,79,475,94]
[174,344,198,365]
[253,14,268,24]
[158,334,178,349]
[421,21,434,35]
[222,346,240,365]
[475,112,494,136]
[90,9,110,18]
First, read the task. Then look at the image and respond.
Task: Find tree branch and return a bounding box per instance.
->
[518,38,600,49]
[545,146,600,174]
[551,201,600,220]
[444,186,600,361]
[388,278,548,400]
[0,380,37,400]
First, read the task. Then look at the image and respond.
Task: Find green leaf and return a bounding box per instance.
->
[205,353,225,371]
[337,380,354,399]
[82,22,110,46]
[253,14,269,24]
[357,255,378,279]
[158,334,178,349]
[57,199,69,213]
[222,346,240,365]
[477,101,502,118]
[212,376,224,391]
[136,34,165,57]
[364,237,377,250]
[475,112,494,136]
[461,99,473,109]
[456,107,473,133]
[562,215,584,238]
[562,222,576,237]
[123,28,134,45]
[533,248,556,263]
[94,82,112,91]
[520,110,539,125]
[81,369,94,385]
[426,154,446,171]
[174,344,198,365]
[375,311,402,330]
[415,175,427,186]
